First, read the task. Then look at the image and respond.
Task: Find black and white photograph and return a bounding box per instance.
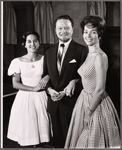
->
[1,1,121,149]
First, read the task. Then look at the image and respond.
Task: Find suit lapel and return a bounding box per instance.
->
[60,40,76,76]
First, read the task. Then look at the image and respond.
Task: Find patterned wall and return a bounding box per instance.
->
[52,1,87,46]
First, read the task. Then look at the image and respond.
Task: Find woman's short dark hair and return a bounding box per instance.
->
[21,31,40,46]
[80,15,106,38]
[54,14,74,28]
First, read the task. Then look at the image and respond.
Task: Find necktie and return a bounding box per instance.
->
[57,43,65,74]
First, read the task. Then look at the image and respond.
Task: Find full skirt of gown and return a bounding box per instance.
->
[7,90,51,146]
[65,90,120,148]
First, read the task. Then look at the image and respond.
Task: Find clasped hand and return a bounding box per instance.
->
[48,79,76,101]
[49,89,65,101]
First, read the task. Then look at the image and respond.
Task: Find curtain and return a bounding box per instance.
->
[4,2,17,44]
[33,1,54,44]
[88,1,106,19]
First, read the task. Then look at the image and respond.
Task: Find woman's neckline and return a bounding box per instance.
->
[88,50,103,55]
[88,51,97,54]
[18,55,43,63]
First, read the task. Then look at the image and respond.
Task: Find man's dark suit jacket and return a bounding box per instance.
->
[43,40,88,116]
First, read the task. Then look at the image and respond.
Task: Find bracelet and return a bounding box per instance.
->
[87,106,94,113]
[32,87,33,92]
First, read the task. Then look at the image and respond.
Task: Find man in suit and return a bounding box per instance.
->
[43,15,88,148]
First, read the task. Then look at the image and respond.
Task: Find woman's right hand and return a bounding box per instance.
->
[39,75,50,89]
[32,82,44,92]
[83,107,93,128]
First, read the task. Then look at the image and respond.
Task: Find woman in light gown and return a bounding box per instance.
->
[64,16,120,148]
[7,31,52,147]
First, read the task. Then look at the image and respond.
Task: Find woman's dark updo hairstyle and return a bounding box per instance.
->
[80,15,106,38]
[21,31,40,46]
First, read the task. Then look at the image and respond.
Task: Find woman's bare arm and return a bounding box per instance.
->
[12,73,42,92]
[88,53,108,112]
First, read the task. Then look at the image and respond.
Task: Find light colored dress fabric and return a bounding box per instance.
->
[7,56,51,146]
[65,52,120,148]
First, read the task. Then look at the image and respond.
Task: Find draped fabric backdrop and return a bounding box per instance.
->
[4,2,17,44]
[88,1,106,19]
[33,1,54,44]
